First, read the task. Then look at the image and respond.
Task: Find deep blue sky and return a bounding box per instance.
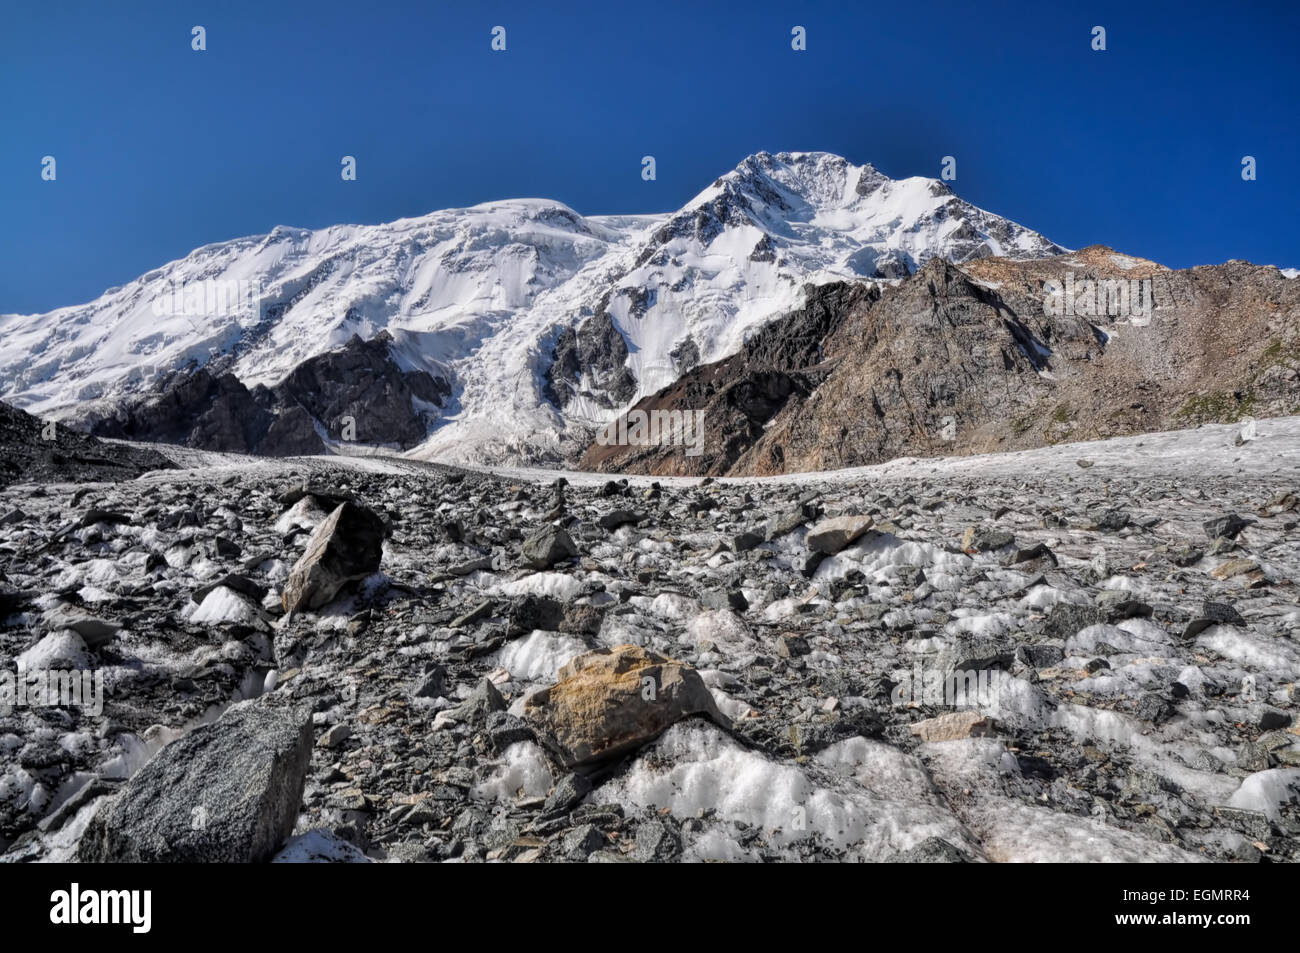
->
[2,0,1296,314]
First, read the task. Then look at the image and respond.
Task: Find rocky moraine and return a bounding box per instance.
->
[1,422,1298,863]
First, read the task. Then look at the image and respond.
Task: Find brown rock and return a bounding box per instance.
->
[910,710,996,742]
[1210,558,1259,581]
[578,251,1300,478]
[522,644,731,768]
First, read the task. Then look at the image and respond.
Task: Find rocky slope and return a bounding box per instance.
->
[1,420,1298,863]
[0,401,173,487]
[0,152,1065,466]
[582,247,1300,476]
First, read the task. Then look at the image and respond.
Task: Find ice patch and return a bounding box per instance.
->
[601,721,977,860]
[474,741,555,802]
[272,829,372,863]
[495,630,588,683]
[493,572,584,602]
[1225,768,1300,822]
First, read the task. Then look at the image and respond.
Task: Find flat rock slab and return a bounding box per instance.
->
[910,710,996,742]
[806,515,874,554]
[77,693,313,863]
[523,644,731,769]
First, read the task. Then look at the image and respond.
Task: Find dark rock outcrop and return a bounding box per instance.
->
[579,282,878,475]
[91,332,449,456]
[545,310,637,411]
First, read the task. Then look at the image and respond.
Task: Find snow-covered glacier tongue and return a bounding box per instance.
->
[0,152,1066,466]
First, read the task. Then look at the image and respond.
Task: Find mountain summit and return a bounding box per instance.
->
[0,152,1066,464]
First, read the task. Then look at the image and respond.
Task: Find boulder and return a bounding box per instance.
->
[40,606,120,648]
[522,644,730,768]
[521,525,578,569]
[1204,514,1253,540]
[597,510,641,530]
[806,515,873,554]
[961,526,1015,552]
[282,501,386,612]
[78,693,313,862]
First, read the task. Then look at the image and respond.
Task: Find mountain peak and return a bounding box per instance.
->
[2,150,1070,467]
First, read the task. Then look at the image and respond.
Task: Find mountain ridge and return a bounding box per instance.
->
[0,151,1068,466]
[580,247,1300,476]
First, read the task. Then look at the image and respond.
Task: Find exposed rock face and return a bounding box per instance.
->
[583,247,1300,476]
[0,400,173,487]
[579,282,878,476]
[277,332,450,448]
[282,501,387,612]
[90,332,449,456]
[90,367,281,453]
[545,310,637,411]
[523,644,731,769]
[77,694,313,863]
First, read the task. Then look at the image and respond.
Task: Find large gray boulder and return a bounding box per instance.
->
[282,501,386,612]
[78,693,313,863]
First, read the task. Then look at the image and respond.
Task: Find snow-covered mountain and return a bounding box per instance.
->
[0,151,1067,465]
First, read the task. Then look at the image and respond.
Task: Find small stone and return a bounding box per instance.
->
[961,526,1015,552]
[78,508,132,528]
[561,824,605,858]
[1204,514,1253,540]
[543,773,593,817]
[318,724,352,749]
[776,635,810,658]
[598,510,641,530]
[1210,558,1258,581]
[521,525,578,569]
[701,589,748,612]
[451,600,492,628]
[631,819,681,862]
[1090,509,1130,532]
[1259,710,1293,732]
[1011,542,1057,566]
